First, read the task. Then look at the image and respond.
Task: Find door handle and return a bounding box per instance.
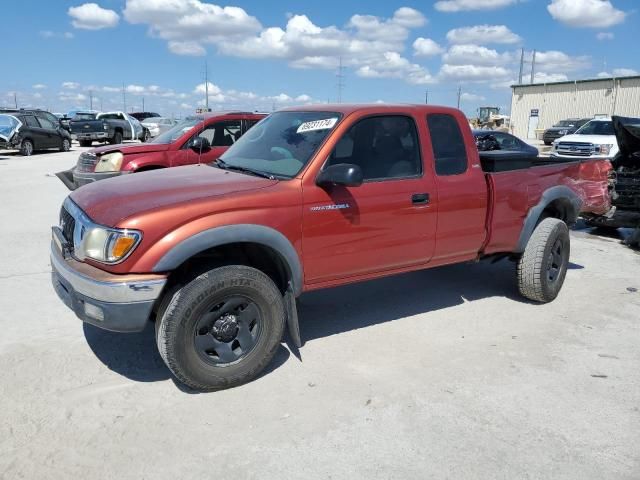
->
[412,193,430,205]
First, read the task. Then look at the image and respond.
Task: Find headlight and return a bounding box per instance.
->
[103,124,108,130]
[94,151,124,172]
[595,144,613,156]
[81,226,142,263]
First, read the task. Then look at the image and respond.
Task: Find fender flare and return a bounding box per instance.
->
[152,224,303,296]
[515,185,582,253]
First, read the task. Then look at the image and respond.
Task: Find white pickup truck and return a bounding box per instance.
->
[551,118,618,160]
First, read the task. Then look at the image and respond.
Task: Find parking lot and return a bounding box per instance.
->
[1,145,639,479]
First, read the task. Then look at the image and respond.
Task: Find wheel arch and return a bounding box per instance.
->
[515,185,582,253]
[152,224,303,296]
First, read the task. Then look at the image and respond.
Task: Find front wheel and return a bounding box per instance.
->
[157,265,286,391]
[60,138,71,152]
[141,129,150,142]
[110,131,123,145]
[517,218,570,303]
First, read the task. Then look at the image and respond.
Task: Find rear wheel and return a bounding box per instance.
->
[157,265,286,391]
[79,140,92,147]
[517,218,570,303]
[20,139,34,156]
[111,131,123,145]
[60,138,71,152]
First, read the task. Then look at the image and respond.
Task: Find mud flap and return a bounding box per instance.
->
[55,169,77,191]
[285,282,302,348]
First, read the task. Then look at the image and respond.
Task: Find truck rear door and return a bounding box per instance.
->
[302,113,438,284]
[425,112,488,261]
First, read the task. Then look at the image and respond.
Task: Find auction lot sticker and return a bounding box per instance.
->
[297,118,338,134]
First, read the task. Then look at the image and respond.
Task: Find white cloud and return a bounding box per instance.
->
[64,32,75,39]
[547,0,626,28]
[435,0,518,12]
[62,82,80,90]
[413,38,444,57]
[355,52,435,85]
[443,44,513,66]
[439,64,512,82]
[596,68,638,79]
[32,84,47,90]
[534,50,590,72]
[596,32,615,40]
[194,82,222,95]
[460,92,486,101]
[68,3,120,30]
[168,41,206,56]
[39,30,55,38]
[40,30,74,39]
[534,72,569,83]
[446,25,521,45]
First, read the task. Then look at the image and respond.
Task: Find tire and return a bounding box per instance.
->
[60,138,71,152]
[157,265,286,391]
[110,131,123,145]
[517,218,570,303]
[141,129,150,142]
[20,139,34,156]
[79,140,92,147]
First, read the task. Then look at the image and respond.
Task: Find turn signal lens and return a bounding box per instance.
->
[112,236,137,259]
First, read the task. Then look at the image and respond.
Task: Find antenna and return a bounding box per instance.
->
[530,50,536,84]
[518,48,525,84]
[89,90,93,110]
[336,56,346,103]
[425,90,429,104]
[204,60,209,112]
[456,86,462,109]
[122,83,126,112]
[142,97,145,113]
[13,92,17,108]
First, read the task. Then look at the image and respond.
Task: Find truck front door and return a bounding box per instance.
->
[175,120,241,166]
[302,114,437,284]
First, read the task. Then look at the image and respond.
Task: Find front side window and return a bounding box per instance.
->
[37,116,56,130]
[24,116,40,128]
[493,133,523,151]
[198,121,241,147]
[153,118,201,144]
[327,115,421,181]
[217,111,341,178]
[427,113,468,176]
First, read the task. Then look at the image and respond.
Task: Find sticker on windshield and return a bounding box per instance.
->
[296,118,338,134]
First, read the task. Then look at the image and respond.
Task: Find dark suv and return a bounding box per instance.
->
[543,118,590,145]
[0,110,72,155]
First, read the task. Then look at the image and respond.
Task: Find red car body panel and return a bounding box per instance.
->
[69,104,611,292]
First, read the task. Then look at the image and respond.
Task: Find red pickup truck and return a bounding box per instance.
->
[56,111,265,190]
[50,104,610,391]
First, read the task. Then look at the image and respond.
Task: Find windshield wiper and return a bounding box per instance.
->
[214,159,276,180]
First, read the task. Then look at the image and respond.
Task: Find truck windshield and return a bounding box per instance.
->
[217,111,341,179]
[152,118,201,144]
[575,120,614,135]
[554,120,574,127]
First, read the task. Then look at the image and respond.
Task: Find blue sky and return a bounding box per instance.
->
[2,0,638,117]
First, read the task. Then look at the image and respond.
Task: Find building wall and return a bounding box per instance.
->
[510,77,640,139]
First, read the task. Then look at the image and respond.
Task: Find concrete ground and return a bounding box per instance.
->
[0,145,639,480]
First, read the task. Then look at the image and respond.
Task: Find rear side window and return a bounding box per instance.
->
[427,113,468,176]
[24,116,40,128]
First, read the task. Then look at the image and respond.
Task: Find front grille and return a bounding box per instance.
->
[76,152,99,173]
[59,206,76,245]
[556,142,594,157]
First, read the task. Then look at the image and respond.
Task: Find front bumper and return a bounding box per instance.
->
[55,167,126,190]
[72,131,109,141]
[50,236,167,332]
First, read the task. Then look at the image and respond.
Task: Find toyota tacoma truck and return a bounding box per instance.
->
[50,105,610,391]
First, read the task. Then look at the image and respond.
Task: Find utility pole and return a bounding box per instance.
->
[100,97,103,112]
[456,86,462,109]
[204,60,209,111]
[142,97,145,113]
[530,50,537,84]
[89,90,93,110]
[425,90,429,104]
[13,92,17,108]
[336,56,346,103]
[122,83,126,112]
[518,48,525,85]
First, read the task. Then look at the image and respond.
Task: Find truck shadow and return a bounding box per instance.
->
[82,258,583,387]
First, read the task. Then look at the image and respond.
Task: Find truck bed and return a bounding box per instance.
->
[482,156,610,254]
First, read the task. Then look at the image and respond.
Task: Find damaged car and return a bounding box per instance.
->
[0,112,72,155]
[582,116,640,246]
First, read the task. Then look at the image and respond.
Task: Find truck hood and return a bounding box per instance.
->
[90,142,170,156]
[70,164,278,227]
[612,116,640,162]
[555,133,617,144]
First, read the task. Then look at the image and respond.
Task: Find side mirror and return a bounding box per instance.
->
[190,136,210,152]
[317,163,363,187]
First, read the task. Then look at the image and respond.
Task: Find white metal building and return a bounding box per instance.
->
[510,75,640,139]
